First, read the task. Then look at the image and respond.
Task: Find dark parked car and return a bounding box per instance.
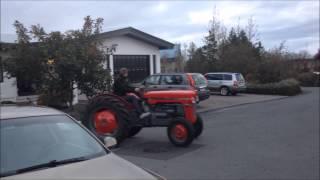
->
[133,73,210,102]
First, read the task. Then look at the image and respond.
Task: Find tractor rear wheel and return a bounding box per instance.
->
[82,96,130,144]
[128,126,142,138]
[167,119,194,147]
[194,114,203,138]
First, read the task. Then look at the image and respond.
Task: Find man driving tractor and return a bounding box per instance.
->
[82,67,203,147]
[113,67,150,119]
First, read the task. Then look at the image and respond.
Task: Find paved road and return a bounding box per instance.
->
[116,88,319,180]
[198,93,287,113]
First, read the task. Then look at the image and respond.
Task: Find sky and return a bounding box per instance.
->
[1,0,319,54]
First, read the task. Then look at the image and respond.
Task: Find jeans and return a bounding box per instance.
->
[124,95,143,115]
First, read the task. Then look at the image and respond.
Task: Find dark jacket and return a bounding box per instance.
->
[113,76,134,96]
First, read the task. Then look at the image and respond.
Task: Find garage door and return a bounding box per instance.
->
[113,55,150,83]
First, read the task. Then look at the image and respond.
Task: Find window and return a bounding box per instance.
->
[192,74,207,86]
[105,55,110,70]
[145,75,160,85]
[235,73,244,81]
[207,74,222,81]
[161,75,184,85]
[0,57,3,83]
[223,74,232,81]
[153,55,156,74]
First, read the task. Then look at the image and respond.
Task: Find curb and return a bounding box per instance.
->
[197,96,290,114]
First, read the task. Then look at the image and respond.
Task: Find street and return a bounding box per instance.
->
[116,88,319,179]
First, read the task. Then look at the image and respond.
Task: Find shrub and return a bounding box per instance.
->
[297,72,320,87]
[37,91,70,109]
[246,79,302,96]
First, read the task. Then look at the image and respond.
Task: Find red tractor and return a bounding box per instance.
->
[82,90,203,147]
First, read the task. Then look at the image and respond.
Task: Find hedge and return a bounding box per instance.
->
[297,72,320,87]
[246,79,302,96]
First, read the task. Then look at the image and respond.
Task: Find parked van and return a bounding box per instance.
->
[204,72,246,96]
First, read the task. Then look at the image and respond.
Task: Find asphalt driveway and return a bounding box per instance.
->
[115,87,319,180]
[198,93,287,113]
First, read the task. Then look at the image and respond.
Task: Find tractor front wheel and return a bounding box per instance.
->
[194,114,203,138]
[82,96,130,144]
[167,119,194,147]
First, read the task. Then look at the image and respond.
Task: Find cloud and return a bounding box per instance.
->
[1,0,319,54]
[152,2,169,13]
[188,10,212,25]
[170,32,206,44]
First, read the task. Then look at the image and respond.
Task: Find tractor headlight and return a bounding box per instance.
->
[191,97,196,104]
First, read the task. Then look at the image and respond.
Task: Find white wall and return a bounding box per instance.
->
[101,35,161,74]
[78,35,162,101]
[0,73,18,102]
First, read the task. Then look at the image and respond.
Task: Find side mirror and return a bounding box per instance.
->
[103,137,117,148]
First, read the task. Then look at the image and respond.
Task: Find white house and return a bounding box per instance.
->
[96,27,173,82]
[0,27,174,104]
[0,43,19,103]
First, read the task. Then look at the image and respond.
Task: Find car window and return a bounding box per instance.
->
[191,74,207,87]
[205,74,213,80]
[207,74,223,80]
[161,75,185,85]
[0,115,107,175]
[145,75,160,85]
[223,74,233,81]
[235,73,244,81]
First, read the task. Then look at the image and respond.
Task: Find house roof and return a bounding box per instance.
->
[94,27,174,50]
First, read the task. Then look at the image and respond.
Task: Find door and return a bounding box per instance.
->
[113,55,150,83]
[223,74,233,86]
[206,74,223,90]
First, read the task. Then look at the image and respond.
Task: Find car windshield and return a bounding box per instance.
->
[0,115,107,176]
[192,74,207,87]
[161,75,185,85]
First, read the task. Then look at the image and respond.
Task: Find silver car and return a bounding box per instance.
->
[204,72,246,96]
[0,105,164,179]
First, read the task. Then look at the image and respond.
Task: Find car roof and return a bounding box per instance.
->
[153,73,187,76]
[0,105,65,119]
[206,72,240,75]
[188,73,203,76]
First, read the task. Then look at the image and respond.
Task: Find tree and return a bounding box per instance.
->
[187,42,197,60]
[174,44,185,72]
[5,16,111,108]
[245,16,259,43]
[185,47,208,73]
[4,21,45,96]
[203,22,218,63]
[14,20,31,43]
[219,27,263,80]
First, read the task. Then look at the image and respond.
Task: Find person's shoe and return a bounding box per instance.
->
[139,112,151,119]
